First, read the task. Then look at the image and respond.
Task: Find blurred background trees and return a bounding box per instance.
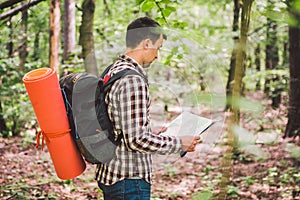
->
[0,0,299,143]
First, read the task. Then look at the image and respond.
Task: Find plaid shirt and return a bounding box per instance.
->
[95,55,181,185]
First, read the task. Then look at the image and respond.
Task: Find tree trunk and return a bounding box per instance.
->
[230,0,253,123]
[255,44,261,90]
[63,0,76,63]
[33,31,40,61]
[217,1,253,199]
[49,0,60,72]
[282,41,288,66]
[7,17,14,57]
[285,0,300,138]
[79,0,98,75]
[0,102,8,135]
[265,1,280,108]
[225,0,240,110]
[18,0,27,70]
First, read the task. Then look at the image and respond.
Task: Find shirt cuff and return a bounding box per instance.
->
[171,136,182,154]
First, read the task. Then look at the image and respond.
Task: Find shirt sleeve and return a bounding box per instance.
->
[117,75,182,154]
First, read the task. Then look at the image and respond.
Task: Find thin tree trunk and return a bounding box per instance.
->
[63,0,76,63]
[217,1,253,199]
[283,41,288,66]
[79,0,98,75]
[7,17,14,57]
[49,0,60,72]
[33,31,40,61]
[18,0,27,70]
[230,0,253,123]
[255,44,261,90]
[285,0,300,138]
[225,0,240,110]
[265,1,280,108]
[0,102,8,136]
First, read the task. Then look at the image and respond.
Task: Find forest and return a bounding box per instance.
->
[0,0,300,199]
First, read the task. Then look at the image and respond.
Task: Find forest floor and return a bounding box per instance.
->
[1,92,300,200]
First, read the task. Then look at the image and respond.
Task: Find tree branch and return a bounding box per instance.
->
[103,0,111,16]
[0,0,45,20]
[0,0,25,10]
[155,2,169,25]
[75,3,82,12]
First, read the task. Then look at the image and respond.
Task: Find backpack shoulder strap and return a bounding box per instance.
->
[105,69,147,87]
[100,63,114,79]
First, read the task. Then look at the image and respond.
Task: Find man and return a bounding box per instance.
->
[95,17,200,199]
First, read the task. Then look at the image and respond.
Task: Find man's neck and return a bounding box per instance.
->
[125,48,143,66]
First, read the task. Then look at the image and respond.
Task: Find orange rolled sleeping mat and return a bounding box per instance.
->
[23,68,86,180]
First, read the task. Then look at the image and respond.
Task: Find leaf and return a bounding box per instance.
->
[164,54,173,65]
[290,0,300,12]
[171,46,179,54]
[160,0,171,3]
[173,20,189,29]
[177,54,183,59]
[136,0,145,5]
[141,0,156,12]
[154,16,166,25]
[166,5,176,12]
[162,6,176,17]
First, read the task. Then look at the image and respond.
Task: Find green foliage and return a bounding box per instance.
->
[289,0,300,27]
[141,0,156,12]
[0,59,40,137]
[263,167,279,186]
[163,164,178,178]
[191,169,220,200]
[227,185,239,197]
[241,176,256,187]
[136,0,180,25]
[0,183,59,199]
[244,68,289,100]
[0,3,48,136]
[191,191,213,200]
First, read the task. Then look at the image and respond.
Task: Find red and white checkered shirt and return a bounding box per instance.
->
[95,54,181,185]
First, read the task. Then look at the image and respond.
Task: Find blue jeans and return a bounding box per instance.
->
[98,179,151,200]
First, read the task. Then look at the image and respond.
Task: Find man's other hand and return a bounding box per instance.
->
[180,135,201,152]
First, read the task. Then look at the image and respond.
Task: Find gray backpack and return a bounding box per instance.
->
[59,65,145,164]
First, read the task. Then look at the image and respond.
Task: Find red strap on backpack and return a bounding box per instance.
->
[103,75,111,84]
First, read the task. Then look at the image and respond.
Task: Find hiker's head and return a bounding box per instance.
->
[126,17,166,68]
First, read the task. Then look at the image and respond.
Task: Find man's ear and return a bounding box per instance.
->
[142,39,151,50]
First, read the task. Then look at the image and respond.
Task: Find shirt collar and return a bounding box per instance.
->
[118,54,147,78]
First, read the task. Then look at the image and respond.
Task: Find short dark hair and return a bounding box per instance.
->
[126,17,167,48]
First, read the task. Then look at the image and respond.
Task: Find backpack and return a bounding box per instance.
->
[59,65,144,164]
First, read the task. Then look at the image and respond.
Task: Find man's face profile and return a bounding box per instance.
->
[142,34,164,68]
